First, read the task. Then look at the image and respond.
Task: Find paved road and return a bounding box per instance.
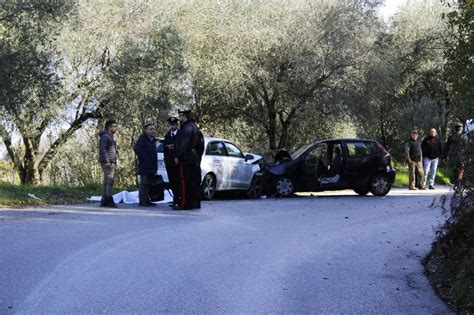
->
[0,188,452,314]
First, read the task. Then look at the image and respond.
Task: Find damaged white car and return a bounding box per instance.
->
[157,137,263,200]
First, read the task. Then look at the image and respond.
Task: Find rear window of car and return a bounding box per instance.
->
[345,142,372,157]
[368,141,388,155]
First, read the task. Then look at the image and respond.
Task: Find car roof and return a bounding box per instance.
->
[312,138,378,144]
[156,136,236,145]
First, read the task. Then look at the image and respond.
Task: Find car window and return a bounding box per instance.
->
[304,143,328,167]
[346,142,372,157]
[368,141,388,155]
[206,141,227,156]
[290,143,314,160]
[224,142,244,158]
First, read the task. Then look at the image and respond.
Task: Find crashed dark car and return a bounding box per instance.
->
[260,139,396,197]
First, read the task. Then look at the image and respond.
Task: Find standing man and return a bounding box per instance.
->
[99,120,118,208]
[405,130,425,190]
[134,123,158,207]
[444,122,465,184]
[421,128,443,190]
[164,117,180,207]
[174,109,200,210]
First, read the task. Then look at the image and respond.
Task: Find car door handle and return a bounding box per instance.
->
[214,162,222,166]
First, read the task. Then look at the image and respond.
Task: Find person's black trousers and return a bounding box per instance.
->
[138,175,152,204]
[179,163,202,209]
[191,164,202,209]
[166,164,181,204]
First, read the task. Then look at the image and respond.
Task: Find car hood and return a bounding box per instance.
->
[259,149,297,175]
[243,152,262,164]
[266,158,299,175]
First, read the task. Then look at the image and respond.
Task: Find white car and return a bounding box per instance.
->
[157,137,262,200]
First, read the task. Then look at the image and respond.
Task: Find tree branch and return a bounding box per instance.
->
[38,99,109,175]
[0,124,24,173]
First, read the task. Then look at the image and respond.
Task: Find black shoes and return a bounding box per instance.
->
[429,185,435,190]
[172,205,192,210]
[100,198,118,208]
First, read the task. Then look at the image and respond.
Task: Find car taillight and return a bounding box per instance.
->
[385,154,392,166]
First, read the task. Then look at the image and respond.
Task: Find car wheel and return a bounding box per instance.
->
[353,187,369,196]
[201,174,216,200]
[369,174,391,196]
[275,177,295,197]
[247,176,263,199]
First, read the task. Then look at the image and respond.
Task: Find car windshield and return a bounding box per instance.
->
[290,143,314,159]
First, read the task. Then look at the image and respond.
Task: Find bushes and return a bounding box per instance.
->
[425,141,473,313]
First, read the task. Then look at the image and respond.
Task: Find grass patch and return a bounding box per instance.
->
[0,182,136,207]
[392,160,452,188]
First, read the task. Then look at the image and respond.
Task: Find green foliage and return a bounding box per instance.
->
[0,182,99,206]
[0,1,74,184]
[354,1,451,159]
[453,255,474,312]
[175,0,375,150]
[444,1,474,119]
[425,137,473,313]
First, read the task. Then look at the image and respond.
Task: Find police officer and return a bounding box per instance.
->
[174,109,201,210]
[164,117,180,207]
[444,122,466,184]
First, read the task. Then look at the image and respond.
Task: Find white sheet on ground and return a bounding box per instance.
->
[88,190,173,204]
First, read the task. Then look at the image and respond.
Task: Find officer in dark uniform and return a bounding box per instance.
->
[444,122,466,183]
[164,117,180,207]
[174,109,201,210]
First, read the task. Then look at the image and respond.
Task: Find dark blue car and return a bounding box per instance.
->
[260,139,396,197]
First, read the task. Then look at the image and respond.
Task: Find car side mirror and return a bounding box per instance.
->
[245,154,254,161]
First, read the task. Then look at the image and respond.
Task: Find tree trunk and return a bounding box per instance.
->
[20,136,40,185]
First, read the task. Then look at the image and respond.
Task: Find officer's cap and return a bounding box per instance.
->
[178,109,191,115]
[167,117,178,124]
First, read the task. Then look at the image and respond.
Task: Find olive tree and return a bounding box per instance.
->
[176,0,375,150]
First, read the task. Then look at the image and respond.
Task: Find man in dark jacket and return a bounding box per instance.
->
[404,130,425,190]
[421,128,443,189]
[98,120,118,208]
[134,123,158,207]
[444,122,465,184]
[164,117,180,207]
[173,109,201,210]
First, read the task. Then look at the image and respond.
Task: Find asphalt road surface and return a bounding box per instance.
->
[0,188,453,314]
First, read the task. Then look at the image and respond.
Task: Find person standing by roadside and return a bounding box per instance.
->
[174,109,200,210]
[421,128,443,190]
[164,117,180,207]
[444,122,466,184]
[405,130,425,190]
[99,120,118,208]
[134,123,158,207]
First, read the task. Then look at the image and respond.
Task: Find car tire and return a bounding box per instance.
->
[369,174,391,196]
[353,187,369,196]
[246,176,263,199]
[275,177,295,197]
[201,173,216,200]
